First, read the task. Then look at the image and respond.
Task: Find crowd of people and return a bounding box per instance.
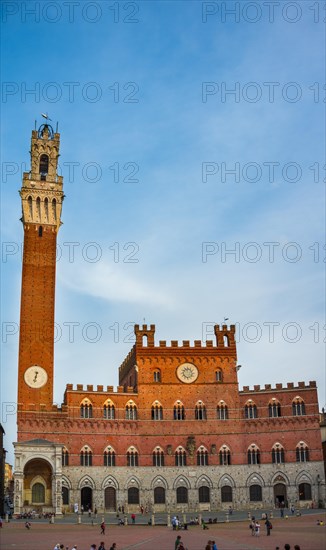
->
[52,544,117,550]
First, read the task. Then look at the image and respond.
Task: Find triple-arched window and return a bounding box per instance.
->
[269,399,281,417]
[103,446,116,466]
[197,446,208,466]
[127,447,139,466]
[125,401,137,420]
[292,397,306,416]
[272,443,285,463]
[245,401,257,419]
[80,400,93,418]
[152,447,164,467]
[219,445,231,465]
[175,447,187,467]
[80,446,92,466]
[247,444,260,465]
[195,401,207,420]
[296,442,309,462]
[217,401,228,420]
[103,400,115,419]
[174,402,185,420]
[151,402,163,420]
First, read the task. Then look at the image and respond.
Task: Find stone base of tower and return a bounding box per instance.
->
[13,439,63,516]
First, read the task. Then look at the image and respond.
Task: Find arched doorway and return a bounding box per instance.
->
[274,483,287,507]
[81,487,92,511]
[23,459,52,511]
[104,487,116,511]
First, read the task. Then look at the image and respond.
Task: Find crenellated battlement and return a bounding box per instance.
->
[133,323,236,349]
[241,381,317,393]
[65,383,136,394]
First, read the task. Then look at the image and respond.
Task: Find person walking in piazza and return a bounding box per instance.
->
[265,516,272,535]
[212,540,218,550]
[100,520,105,535]
[249,517,255,535]
[98,542,106,550]
[254,520,260,536]
[109,544,117,550]
[175,534,182,549]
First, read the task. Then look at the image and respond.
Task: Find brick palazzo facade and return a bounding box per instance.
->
[14,124,325,515]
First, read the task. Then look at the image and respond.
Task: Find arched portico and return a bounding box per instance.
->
[14,439,63,515]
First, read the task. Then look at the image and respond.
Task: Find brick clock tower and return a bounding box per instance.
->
[18,122,63,412]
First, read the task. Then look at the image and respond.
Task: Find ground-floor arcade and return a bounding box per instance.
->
[14,440,325,515]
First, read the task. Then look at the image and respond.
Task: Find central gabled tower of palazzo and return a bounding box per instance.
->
[17,122,64,413]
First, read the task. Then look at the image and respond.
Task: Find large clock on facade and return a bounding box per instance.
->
[24,365,48,388]
[176,363,199,384]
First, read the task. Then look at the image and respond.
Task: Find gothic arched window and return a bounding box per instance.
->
[175,447,187,467]
[245,401,257,419]
[292,398,306,416]
[296,442,309,462]
[217,401,228,420]
[173,402,185,420]
[272,444,285,464]
[197,447,209,466]
[152,447,164,467]
[80,400,93,418]
[269,400,281,417]
[103,401,115,419]
[195,401,207,420]
[151,402,163,420]
[125,402,137,420]
[80,447,92,466]
[103,447,116,466]
[219,446,231,465]
[127,447,138,467]
[247,444,260,465]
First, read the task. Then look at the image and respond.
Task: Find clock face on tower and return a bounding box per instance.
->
[24,365,48,389]
[176,363,199,384]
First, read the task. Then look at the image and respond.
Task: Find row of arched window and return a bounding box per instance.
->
[63,441,310,467]
[80,397,307,420]
[61,482,313,507]
[27,195,57,222]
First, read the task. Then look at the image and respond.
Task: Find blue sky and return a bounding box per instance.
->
[1,1,325,463]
